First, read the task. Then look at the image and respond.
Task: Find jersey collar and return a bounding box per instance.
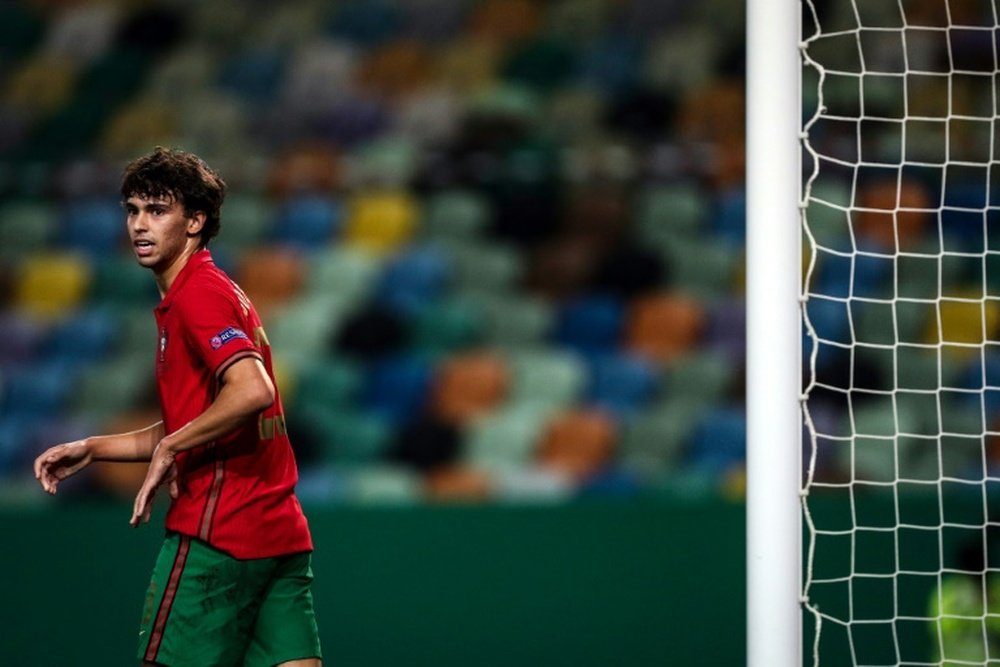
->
[156,248,214,313]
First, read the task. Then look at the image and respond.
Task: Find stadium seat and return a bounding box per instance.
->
[476,292,554,349]
[343,189,420,254]
[266,293,354,366]
[13,253,92,320]
[424,466,494,502]
[375,244,452,315]
[235,247,305,317]
[469,0,541,42]
[62,197,125,256]
[362,353,434,424]
[358,40,433,98]
[71,355,153,420]
[506,347,588,408]
[410,295,486,356]
[855,178,933,252]
[444,239,523,295]
[422,190,492,243]
[91,252,158,305]
[462,402,554,474]
[711,187,747,248]
[625,292,706,363]
[44,306,120,362]
[586,352,661,417]
[99,98,175,160]
[343,465,423,504]
[0,311,50,366]
[432,36,501,91]
[430,350,509,425]
[688,406,747,475]
[271,194,343,250]
[295,406,393,466]
[306,245,383,308]
[216,47,287,103]
[703,298,745,364]
[266,145,341,198]
[0,199,56,259]
[326,0,402,46]
[4,54,78,117]
[619,397,700,480]
[537,408,617,481]
[635,182,709,250]
[290,355,365,414]
[1,360,79,419]
[662,350,736,410]
[660,236,740,300]
[553,293,624,356]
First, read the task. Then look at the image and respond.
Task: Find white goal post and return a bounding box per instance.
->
[746,0,802,666]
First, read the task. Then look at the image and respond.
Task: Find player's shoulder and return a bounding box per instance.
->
[176,261,243,310]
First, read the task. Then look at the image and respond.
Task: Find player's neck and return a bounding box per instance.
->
[154,241,204,298]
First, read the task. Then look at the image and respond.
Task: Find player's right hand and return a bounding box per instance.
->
[33,440,92,495]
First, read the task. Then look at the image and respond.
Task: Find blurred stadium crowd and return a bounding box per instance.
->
[3,0,751,505]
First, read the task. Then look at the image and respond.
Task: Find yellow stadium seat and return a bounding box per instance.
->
[14,253,91,319]
[342,189,419,254]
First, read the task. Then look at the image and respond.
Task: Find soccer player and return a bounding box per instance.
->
[33,147,322,667]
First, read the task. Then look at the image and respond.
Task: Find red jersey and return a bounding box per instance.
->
[153,249,312,559]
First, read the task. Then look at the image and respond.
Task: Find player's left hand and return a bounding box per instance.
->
[130,443,178,527]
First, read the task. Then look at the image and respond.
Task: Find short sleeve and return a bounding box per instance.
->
[175,284,261,377]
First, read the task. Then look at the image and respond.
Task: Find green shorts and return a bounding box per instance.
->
[137,532,321,666]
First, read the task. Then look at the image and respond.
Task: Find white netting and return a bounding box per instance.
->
[801,0,1000,664]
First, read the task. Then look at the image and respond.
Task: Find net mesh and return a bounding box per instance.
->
[800,0,1000,664]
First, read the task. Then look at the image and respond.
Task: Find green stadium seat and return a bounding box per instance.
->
[72,356,153,421]
[661,236,741,300]
[306,245,383,308]
[410,295,486,356]
[212,191,274,251]
[506,347,587,408]
[635,183,709,249]
[475,292,555,349]
[462,402,554,474]
[662,350,735,410]
[0,200,55,260]
[290,355,365,414]
[421,190,492,243]
[619,398,700,480]
[91,253,158,306]
[297,407,393,466]
[267,293,354,367]
[442,239,524,295]
[343,465,423,504]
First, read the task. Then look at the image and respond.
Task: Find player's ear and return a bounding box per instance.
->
[187,211,206,236]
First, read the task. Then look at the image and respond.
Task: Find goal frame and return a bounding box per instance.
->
[745,0,803,666]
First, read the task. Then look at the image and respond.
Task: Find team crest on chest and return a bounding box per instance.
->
[159,327,167,362]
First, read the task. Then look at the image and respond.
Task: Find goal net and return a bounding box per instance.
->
[800,0,1000,664]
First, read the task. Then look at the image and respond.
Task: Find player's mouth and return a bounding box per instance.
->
[133,239,155,258]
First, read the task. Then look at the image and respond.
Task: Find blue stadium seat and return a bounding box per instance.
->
[362,354,433,425]
[586,352,660,417]
[271,194,343,250]
[554,294,625,356]
[1,360,79,419]
[375,245,452,316]
[0,312,50,366]
[44,306,120,362]
[63,197,124,256]
[688,406,747,475]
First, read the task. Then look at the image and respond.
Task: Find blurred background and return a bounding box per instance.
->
[0,0,750,507]
[0,2,758,664]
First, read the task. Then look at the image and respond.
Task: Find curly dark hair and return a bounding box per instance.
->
[120,147,227,245]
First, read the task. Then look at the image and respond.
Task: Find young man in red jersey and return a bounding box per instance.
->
[33,147,322,667]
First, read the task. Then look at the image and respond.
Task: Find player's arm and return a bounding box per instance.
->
[130,355,274,526]
[34,421,165,495]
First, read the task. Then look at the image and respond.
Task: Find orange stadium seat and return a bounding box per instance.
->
[235,247,305,318]
[537,408,618,481]
[625,292,706,363]
[431,350,510,425]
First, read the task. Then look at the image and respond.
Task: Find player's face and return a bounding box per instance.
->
[124,194,203,275]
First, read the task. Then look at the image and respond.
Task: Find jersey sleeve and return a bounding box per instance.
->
[175,283,262,378]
